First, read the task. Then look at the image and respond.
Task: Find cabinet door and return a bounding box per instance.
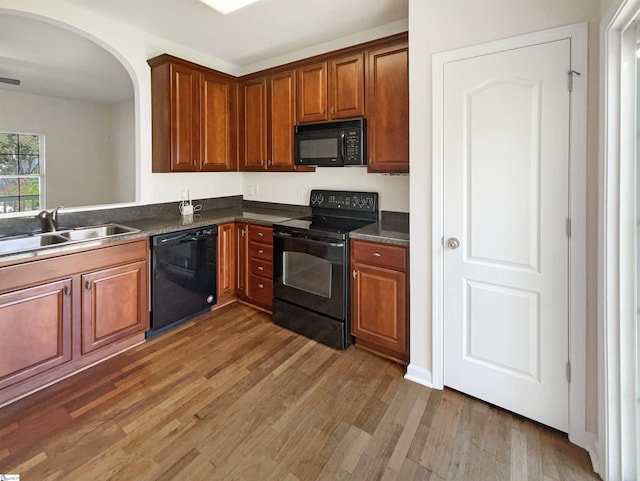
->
[235,222,249,297]
[217,222,236,305]
[170,63,200,172]
[297,62,327,123]
[0,279,72,390]
[352,262,408,360]
[330,53,365,119]
[366,43,409,173]
[201,73,237,171]
[241,78,268,170]
[268,70,296,171]
[81,261,148,355]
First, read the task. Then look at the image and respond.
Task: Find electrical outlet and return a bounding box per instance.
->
[246,185,254,197]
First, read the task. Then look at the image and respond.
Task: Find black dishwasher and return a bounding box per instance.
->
[148,225,217,338]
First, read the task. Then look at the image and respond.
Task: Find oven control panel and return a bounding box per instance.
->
[310,190,378,213]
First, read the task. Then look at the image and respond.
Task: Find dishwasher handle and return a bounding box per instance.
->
[153,226,217,247]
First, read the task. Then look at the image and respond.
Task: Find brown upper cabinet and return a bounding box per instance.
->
[297,53,365,123]
[148,33,407,174]
[240,70,303,171]
[148,54,238,172]
[366,42,409,173]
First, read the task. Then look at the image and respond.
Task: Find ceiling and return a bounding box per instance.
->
[63,0,409,68]
[0,0,408,104]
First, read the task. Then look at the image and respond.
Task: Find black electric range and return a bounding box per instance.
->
[272,190,379,349]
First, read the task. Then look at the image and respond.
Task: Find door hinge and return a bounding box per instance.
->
[566,362,572,383]
[566,218,572,238]
[568,70,581,92]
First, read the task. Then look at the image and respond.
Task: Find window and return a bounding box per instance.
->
[0,133,43,213]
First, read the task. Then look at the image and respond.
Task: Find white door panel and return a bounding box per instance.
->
[443,39,570,431]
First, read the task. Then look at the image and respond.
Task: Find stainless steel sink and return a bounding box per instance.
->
[0,233,69,255]
[60,224,140,241]
[0,223,140,255]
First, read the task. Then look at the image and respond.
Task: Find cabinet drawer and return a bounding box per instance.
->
[249,241,273,261]
[351,240,407,270]
[250,258,272,278]
[249,225,272,243]
[249,274,272,307]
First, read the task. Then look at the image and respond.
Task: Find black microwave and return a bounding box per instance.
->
[294,118,366,167]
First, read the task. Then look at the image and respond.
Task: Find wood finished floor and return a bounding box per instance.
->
[0,303,600,481]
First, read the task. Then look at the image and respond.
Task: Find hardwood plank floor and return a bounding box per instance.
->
[0,303,600,480]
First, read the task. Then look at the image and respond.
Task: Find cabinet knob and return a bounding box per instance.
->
[64,285,71,296]
[352,270,357,279]
[321,108,325,115]
[85,281,92,290]
[331,106,334,114]
[268,159,272,166]
[258,266,264,271]
[258,232,263,237]
[258,283,264,289]
[260,159,264,166]
[258,249,264,254]
[372,252,382,257]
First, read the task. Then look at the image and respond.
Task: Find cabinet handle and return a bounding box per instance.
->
[372,252,382,257]
[241,229,245,236]
[352,270,357,279]
[258,283,264,289]
[258,266,264,271]
[64,285,70,296]
[258,249,264,254]
[260,159,264,166]
[321,108,324,115]
[258,232,264,237]
[268,159,272,166]
[331,106,334,114]
[85,281,92,290]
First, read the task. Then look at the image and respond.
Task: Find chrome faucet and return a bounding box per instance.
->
[37,206,63,232]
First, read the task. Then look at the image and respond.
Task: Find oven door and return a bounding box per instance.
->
[273,231,346,320]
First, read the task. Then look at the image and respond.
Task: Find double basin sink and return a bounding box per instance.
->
[0,224,140,255]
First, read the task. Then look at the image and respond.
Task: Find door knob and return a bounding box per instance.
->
[447,237,460,249]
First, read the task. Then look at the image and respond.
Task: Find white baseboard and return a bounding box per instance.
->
[583,431,603,479]
[404,364,436,388]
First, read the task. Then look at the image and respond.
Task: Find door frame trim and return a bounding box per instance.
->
[430,22,588,448]
[600,1,640,479]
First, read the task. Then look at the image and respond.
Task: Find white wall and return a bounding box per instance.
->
[408,0,604,436]
[244,170,409,212]
[110,99,135,203]
[0,89,121,207]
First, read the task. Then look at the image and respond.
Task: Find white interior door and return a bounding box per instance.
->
[443,39,571,431]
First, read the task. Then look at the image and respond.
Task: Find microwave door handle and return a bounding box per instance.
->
[340,132,346,160]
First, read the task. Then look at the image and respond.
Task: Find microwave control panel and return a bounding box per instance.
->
[344,130,361,163]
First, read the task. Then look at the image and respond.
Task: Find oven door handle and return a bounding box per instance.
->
[273,232,344,248]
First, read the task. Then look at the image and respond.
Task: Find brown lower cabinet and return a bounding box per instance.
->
[0,238,149,406]
[234,222,273,311]
[216,222,236,307]
[351,239,409,364]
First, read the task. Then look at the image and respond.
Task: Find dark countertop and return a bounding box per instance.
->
[0,205,410,266]
[125,206,297,235]
[0,206,300,267]
[350,216,409,247]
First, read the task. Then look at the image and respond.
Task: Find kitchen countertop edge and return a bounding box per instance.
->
[0,206,300,267]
